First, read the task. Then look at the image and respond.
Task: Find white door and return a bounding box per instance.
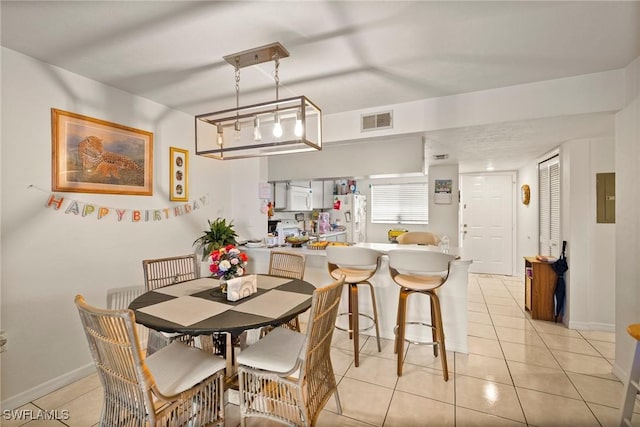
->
[460,174,514,275]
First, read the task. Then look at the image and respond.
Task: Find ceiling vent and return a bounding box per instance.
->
[432,154,449,161]
[361,111,393,132]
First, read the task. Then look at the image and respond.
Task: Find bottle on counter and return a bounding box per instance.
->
[275,222,285,246]
[439,235,450,253]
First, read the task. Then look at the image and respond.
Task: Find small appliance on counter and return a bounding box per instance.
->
[274,220,300,246]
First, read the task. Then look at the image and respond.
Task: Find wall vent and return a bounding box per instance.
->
[361,111,393,132]
[432,154,449,160]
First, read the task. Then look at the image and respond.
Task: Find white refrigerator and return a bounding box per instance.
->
[330,194,367,243]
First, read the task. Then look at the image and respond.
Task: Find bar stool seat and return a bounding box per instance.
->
[388,249,456,380]
[619,323,640,426]
[326,246,383,367]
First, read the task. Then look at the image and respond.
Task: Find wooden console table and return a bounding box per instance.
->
[524,257,558,321]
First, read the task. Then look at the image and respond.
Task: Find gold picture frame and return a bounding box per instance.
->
[52,109,153,195]
[170,147,189,201]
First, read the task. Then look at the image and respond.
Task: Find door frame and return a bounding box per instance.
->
[459,172,517,276]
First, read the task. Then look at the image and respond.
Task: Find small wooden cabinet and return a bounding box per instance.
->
[524,257,558,321]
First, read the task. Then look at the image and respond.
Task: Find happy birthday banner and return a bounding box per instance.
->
[30,185,210,222]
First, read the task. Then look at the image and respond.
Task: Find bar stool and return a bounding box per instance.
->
[388,249,456,380]
[396,231,440,246]
[326,246,382,366]
[619,323,640,426]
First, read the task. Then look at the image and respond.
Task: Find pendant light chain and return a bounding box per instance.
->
[274,53,280,102]
[234,58,241,132]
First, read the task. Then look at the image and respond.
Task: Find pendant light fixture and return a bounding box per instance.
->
[195,42,322,160]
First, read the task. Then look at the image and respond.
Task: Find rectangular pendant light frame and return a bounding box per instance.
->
[195,95,322,160]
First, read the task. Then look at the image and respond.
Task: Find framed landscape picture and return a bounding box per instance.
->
[51,109,153,195]
[169,147,188,201]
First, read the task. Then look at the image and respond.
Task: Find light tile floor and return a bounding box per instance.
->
[5,274,636,426]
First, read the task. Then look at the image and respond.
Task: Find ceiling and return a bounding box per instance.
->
[2,1,639,172]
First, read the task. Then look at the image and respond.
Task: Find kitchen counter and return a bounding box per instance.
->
[242,242,471,353]
[309,230,347,241]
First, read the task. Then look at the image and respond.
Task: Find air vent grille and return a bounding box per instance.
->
[433,154,449,161]
[361,111,393,132]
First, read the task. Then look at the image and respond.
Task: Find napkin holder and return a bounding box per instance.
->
[226,274,258,302]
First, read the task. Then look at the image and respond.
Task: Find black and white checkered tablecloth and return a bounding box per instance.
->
[129,275,314,336]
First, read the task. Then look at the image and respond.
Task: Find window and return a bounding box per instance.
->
[539,155,560,257]
[370,182,428,224]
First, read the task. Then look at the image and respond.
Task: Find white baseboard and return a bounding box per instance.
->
[1,363,96,411]
[612,363,626,382]
[567,320,615,333]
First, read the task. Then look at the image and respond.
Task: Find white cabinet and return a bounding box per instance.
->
[311,181,324,209]
[274,182,287,210]
[311,180,335,209]
[323,180,335,208]
[289,180,311,188]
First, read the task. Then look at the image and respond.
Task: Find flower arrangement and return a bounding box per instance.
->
[209,245,249,281]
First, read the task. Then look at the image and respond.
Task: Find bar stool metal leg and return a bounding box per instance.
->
[364,281,382,352]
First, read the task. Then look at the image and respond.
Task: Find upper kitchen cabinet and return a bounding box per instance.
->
[273,182,287,211]
[311,180,335,210]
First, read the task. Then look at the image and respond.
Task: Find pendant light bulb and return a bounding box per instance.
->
[234,120,241,141]
[216,124,224,146]
[253,117,262,141]
[294,109,303,137]
[273,113,283,138]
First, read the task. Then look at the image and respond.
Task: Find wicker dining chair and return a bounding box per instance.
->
[237,276,344,427]
[268,251,306,332]
[142,254,201,291]
[395,231,440,246]
[106,285,148,348]
[142,254,201,354]
[75,295,225,427]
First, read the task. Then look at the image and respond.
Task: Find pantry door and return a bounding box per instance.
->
[460,173,515,275]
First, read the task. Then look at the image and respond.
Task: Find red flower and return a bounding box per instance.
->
[239,253,249,262]
[225,244,236,251]
[209,263,219,273]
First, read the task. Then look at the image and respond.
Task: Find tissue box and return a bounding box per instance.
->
[226,274,258,302]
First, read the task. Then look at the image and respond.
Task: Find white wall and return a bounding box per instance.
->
[562,138,616,331]
[614,56,640,381]
[516,161,539,276]
[323,70,625,144]
[0,47,235,408]
[427,164,460,247]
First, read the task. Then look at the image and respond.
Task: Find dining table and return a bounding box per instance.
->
[128,274,315,376]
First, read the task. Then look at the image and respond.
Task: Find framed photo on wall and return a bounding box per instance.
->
[169,147,188,201]
[434,179,453,204]
[51,109,153,195]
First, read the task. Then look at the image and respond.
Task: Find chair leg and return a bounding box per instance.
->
[364,281,382,352]
[350,283,360,367]
[620,341,640,426]
[430,292,449,381]
[334,389,343,415]
[430,298,438,357]
[397,289,409,376]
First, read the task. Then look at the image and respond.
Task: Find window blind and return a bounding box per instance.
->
[539,156,560,257]
[370,182,428,224]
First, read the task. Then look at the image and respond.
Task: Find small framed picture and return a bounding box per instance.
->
[169,147,188,201]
